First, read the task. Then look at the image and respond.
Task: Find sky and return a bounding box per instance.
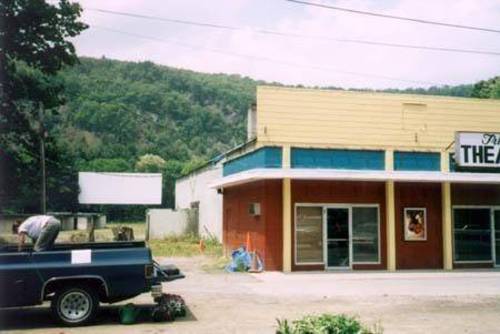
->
[69,0,500,89]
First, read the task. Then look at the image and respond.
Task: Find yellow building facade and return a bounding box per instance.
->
[216,86,500,272]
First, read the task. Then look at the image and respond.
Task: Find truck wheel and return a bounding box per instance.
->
[51,285,99,326]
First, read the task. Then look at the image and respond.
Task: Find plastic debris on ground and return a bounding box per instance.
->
[225,246,264,273]
[118,294,187,324]
[152,293,187,322]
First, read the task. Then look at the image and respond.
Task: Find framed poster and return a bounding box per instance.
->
[404,208,427,241]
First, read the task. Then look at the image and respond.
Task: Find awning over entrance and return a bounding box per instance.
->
[210,168,500,189]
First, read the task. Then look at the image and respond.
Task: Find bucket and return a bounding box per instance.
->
[119,303,141,325]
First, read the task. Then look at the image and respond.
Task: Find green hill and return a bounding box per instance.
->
[57,57,263,166]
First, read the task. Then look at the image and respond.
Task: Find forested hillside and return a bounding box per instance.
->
[57,57,263,168]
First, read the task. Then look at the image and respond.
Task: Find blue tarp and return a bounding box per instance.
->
[225,246,263,272]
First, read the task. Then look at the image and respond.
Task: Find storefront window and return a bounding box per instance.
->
[352,207,379,263]
[453,208,492,262]
[296,206,323,264]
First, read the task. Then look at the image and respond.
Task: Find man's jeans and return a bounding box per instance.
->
[33,218,61,251]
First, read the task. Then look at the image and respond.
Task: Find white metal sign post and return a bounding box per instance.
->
[455,132,500,168]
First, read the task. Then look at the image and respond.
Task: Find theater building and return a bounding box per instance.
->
[212,86,500,272]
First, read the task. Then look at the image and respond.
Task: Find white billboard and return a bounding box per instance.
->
[78,172,162,205]
[455,132,500,168]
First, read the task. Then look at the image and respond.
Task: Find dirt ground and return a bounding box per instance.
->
[2,256,500,334]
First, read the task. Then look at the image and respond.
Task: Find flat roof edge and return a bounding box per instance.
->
[210,168,500,189]
[257,85,500,104]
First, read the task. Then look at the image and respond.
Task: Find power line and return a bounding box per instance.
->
[286,0,500,34]
[92,25,445,86]
[336,39,500,56]
[85,8,500,56]
[87,7,241,31]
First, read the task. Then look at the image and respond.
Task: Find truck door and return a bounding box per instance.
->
[0,250,43,307]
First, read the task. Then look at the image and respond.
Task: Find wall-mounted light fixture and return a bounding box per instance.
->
[248,202,261,216]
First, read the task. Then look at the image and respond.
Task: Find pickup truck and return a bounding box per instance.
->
[0,241,184,326]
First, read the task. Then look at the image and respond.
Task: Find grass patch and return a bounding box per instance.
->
[106,221,146,240]
[201,255,230,273]
[276,314,382,334]
[148,234,223,257]
[107,220,145,225]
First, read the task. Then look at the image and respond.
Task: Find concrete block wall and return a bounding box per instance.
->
[147,208,198,240]
[175,166,223,241]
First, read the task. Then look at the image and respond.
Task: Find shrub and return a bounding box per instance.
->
[276,314,382,334]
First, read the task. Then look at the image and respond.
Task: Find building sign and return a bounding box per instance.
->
[455,132,500,168]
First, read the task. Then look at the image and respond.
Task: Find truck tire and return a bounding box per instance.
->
[51,284,99,326]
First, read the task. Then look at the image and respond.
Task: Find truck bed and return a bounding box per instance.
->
[0,241,146,253]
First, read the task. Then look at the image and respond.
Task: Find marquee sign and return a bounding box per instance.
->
[455,132,500,168]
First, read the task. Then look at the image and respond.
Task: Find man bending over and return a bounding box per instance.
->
[14,215,61,251]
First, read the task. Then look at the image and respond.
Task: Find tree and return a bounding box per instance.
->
[471,77,500,99]
[0,0,87,213]
[135,154,166,173]
[79,158,131,172]
[162,160,184,208]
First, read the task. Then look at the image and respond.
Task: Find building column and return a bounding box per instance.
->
[441,151,453,270]
[283,178,292,272]
[442,182,453,270]
[386,181,396,271]
[282,145,292,272]
[385,150,396,271]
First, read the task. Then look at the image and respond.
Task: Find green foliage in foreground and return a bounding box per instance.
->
[276,314,382,334]
[0,0,87,213]
[149,234,222,257]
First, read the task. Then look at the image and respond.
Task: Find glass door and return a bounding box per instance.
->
[495,210,500,266]
[326,208,350,268]
[296,206,324,265]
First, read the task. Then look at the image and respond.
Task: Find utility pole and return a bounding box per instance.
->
[39,102,47,214]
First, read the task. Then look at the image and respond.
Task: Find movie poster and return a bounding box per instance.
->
[404,208,427,241]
